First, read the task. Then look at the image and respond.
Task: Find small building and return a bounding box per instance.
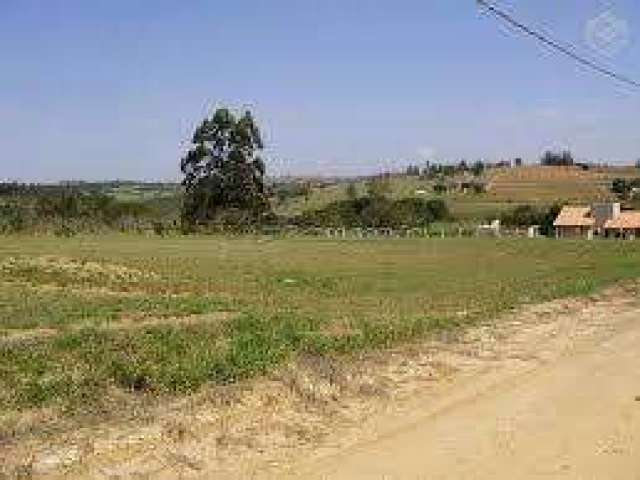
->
[553,206,594,238]
[604,212,640,239]
[554,202,640,240]
[591,203,621,234]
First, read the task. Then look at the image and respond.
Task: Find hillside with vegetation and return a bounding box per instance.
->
[3,163,640,236]
[273,164,640,223]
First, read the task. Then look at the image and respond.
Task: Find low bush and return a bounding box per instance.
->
[294,197,449,228]
[499,204,561,236]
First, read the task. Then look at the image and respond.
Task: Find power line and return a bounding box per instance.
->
[477,0,640,89]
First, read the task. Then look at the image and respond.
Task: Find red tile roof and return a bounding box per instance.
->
[604,212,640,230]
[553,206,594,227]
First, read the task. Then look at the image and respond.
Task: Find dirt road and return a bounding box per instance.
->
[5,288,640,480]
[290,308,640,480]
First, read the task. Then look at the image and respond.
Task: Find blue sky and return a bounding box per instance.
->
[1,0,639,181]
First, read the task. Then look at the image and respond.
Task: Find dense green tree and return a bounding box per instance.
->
[500,204,540,227]
[0,201,26,232]
[539,204,562,237]
[611,177,640,199]
[611,178,629,198]
[180,108,270,227]
[499,203,562,237]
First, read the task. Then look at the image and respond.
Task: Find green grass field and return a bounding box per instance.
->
[2,235,640,429]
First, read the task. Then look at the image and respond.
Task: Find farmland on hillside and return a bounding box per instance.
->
[274,166,640,221]
[273,176,514,221]
[2,235,640,440]
[486,166,640,202]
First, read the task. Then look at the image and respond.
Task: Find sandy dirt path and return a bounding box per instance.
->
[289,309,640,480]
[5,288,640,480]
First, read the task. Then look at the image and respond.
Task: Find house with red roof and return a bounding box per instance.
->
[554,203,640,239]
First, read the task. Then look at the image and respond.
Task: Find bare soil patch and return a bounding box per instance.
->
[1,283,639,479]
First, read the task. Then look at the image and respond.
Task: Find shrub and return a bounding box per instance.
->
[611,177,640,199]
[0,202,27,233]
[294,197,449,228]
[433,183,447,194]
[499,203,562,236]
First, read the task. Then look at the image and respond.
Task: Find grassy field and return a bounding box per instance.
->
[2,235,640,430]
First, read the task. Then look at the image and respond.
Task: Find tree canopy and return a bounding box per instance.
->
[180,108,270,227]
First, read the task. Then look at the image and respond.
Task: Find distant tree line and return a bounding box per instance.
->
[403,157,524,180]
[0,185,173,235]
[0,182,83,197]
[405,160,486,178]
[406,150,582,169]
[540,150,574,167]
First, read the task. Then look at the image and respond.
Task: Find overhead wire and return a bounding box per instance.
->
[477,0,640,89]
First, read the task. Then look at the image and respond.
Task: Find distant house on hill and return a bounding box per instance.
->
[604,211,640,239]
[553,206,594,239]
[554,203,640,239]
